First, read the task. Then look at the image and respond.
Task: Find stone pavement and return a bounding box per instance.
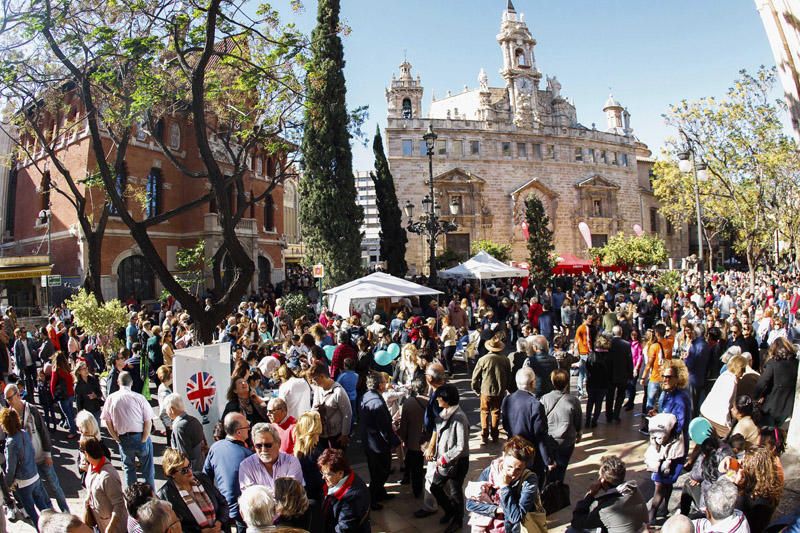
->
[10,373,799,532]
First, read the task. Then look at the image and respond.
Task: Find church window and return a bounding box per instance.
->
[515,48,527,67]
[145,168,162,218]
[402,140,413,156]
[517,143,527,158]
[469,140,480,155]
[168,123,181,150]
[502,142,512,157]
[533,143,542,160]
[402,98,413,119]
[650,207,659,233]
[592,199,603,217]
[574,148,583,162]
[545,145,555,160]
[453,140,464,157]
[436,140,447,155]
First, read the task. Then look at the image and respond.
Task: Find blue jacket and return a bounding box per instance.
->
[524,352,558,397]
[501,390,551,464]
[660,389,691,451]
[322,472,371,533]
[538,312,554,344]
[202,438,254,519]
[685,338,711,389]
[466,463,541,533]
[360,390,400,454]
[12,338,37,371]
[5,430,39,485]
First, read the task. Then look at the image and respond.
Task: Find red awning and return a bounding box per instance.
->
[552,253,593,275]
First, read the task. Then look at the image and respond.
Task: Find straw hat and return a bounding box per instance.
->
[485,337,506,353]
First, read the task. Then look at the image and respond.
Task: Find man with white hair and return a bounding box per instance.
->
[662,514,693,533]
[135,499,182,533]
[38,510,92,533]
[692,478,750,533]
[237,486,276,532]
[165,393,207,472]
[238,423,303,491]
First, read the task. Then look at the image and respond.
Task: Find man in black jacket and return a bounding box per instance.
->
[606,326,633,423]
[360,371,400,510]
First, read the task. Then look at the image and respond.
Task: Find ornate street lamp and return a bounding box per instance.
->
[405,125,458,284]
[677,136,707,290]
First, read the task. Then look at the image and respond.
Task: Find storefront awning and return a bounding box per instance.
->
[0,265,52,281]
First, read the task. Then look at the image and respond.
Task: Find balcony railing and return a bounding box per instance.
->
[203,213,258,236]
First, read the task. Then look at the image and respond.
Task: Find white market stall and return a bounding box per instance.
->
[324,272,442,318]
[439,251,529,279]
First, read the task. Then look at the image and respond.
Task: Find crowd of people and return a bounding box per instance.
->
[0,266,796,533]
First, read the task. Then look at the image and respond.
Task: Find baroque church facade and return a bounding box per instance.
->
[385,1,688,274]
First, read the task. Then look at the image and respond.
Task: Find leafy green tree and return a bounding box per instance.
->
[282,292,310,321]
[0,0,306,342]
[655,270,682,295]
[525,194,555,287]
[371,126,407,276]
[299,0,364,287]
[590,232,667,268]
[471,239,512,263]
[173,240,209,297]
[65,289,128,356]
[658,67,800,289]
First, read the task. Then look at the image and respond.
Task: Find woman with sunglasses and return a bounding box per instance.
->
[158,448,229,533]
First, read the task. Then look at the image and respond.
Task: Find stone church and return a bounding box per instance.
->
[385,0,688,274]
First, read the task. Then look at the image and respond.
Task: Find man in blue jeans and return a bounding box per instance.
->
[100,371,155,488]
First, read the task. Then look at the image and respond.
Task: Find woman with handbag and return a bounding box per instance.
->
[81,436,127,533]
[466,436,546,533]
[428,383,470,533]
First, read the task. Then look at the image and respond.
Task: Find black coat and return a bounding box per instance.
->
[360,390,400,454]
[322,472,371,533]
[754,358,798,427]
[75,375,103,414]
[607,338,633,385]
[525,352,558,397]
[158,473,229,533]
[586,350,609,390]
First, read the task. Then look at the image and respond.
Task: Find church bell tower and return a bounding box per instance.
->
[386,60,424,120]
[497,0,541,128]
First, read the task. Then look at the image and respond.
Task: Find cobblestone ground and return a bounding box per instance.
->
[10,370,800,532]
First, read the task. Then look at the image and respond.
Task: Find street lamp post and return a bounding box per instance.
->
[677,141,708,291]
[405,125,459,284]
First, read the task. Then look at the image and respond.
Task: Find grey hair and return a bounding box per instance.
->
[38,510,86,533]
[3,383,18,399]
[252,422,281,444]
[530,335,549,353]
[516,338,528,353]
[740,352,753,365]
[75,410,101,438]
[238,485,276,528]
[267,397,287,411]
[703,478,738,521]
[119,371,133,387]
[516,367,535,391]
[135,499,174,532]
[721,345,742,363]
[223,412,244,437]
[163,393,185,414]
[365,371,384,391]
[662,513,693,533]
[693,325,706,339]
[611,325,623,337]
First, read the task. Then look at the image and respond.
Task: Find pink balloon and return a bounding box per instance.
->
[578,222,592,248]
[633,224,644,237]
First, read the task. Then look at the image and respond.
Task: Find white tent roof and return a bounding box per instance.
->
[324,272,442,318]
[439,251,529,280]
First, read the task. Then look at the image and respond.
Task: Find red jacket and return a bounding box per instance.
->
[51,367,75,398]
[330,343,357,379]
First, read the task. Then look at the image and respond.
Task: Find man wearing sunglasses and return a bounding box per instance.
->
[237,422,304,491]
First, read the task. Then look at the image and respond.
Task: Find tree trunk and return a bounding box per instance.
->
[746,245,757,293]
[82,231,105,303]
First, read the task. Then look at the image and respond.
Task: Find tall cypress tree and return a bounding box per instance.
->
[299,0,363,286]
[525,194,555,287]
[371,126,408,277]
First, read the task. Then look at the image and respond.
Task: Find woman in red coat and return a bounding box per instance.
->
[50,352,77,438]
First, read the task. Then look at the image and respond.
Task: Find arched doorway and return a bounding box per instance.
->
[258,256,271,289]
[117,255,155,302]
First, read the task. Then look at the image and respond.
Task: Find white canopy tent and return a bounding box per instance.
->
[324,272,442,318]
[439,251,529,280]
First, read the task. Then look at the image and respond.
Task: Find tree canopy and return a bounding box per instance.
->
[524,194,555,287]
[471,239,512,263]
[590,232,667,269]
[371,125,407,277]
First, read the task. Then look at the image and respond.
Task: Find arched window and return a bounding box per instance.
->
[258,256,271,289]
[109,172,127,216]
[40,171,51,211]
[169,123,181,150]
[145,168,161,218]
[264,194,275,231]
[515,48,526,67]
[117,255,155,302]
[402,98,412,119]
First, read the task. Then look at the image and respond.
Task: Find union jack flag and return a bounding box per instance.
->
[186,371,216,417]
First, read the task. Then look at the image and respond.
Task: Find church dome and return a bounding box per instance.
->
[603,93,622,111]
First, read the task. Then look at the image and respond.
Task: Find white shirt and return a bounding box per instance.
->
[278,377,314,421]
[101,386,155,435]
[693,510,750,533]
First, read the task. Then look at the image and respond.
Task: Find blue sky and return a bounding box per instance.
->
[271,0,781,169]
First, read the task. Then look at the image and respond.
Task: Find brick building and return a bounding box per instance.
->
[385,1,688,274]
[2,102,287,307]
